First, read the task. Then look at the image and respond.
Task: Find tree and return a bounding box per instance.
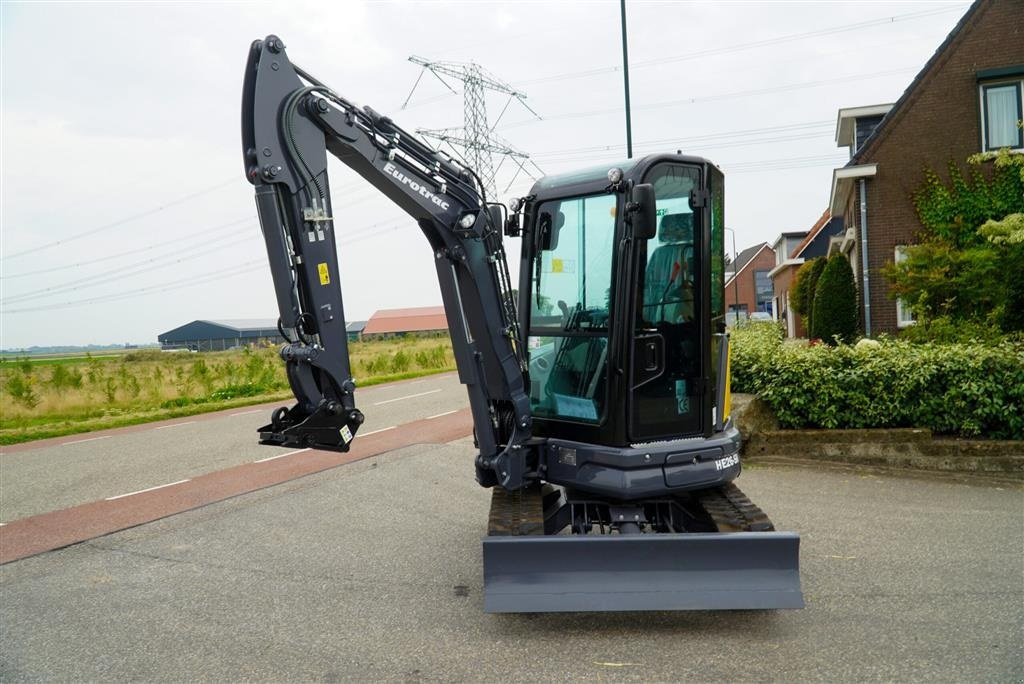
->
[884,150,1024,335]
[790,257,826,336]
[811,254,858,345]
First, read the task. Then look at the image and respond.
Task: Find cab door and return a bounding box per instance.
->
[629,163,705,441]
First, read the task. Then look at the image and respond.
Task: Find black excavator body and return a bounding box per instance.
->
[242,35,803,612]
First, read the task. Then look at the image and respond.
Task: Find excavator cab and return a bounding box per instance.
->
[514,156,738,497]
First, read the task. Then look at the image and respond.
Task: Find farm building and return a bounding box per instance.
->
[346,320,367,342]
[158,319,283,351]
[361,306,448,339]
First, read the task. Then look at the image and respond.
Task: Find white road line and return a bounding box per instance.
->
[373,389,442,406]
[230,409,264,417]
[408,379,427,385]
[105,479,191,501]
[154,421,197,430]
[360,426,396,436]
[426,410,457,420]
[61,435,112,446]
[254,448,311,463]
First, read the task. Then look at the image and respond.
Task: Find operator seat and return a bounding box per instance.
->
[644,212,695,323]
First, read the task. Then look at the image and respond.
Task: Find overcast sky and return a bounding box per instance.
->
[0,0,972,349]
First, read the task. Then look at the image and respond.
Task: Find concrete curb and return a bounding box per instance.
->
[732,394,1024,481]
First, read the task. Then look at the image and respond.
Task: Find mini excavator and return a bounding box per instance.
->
[242,35,803,612]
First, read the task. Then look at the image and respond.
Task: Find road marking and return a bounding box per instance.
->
[360,426,396,436]
[408,379,427,385]
[373,389,442,406]
[105,479,191,501]
[154,421,197,430]
[61,435,112,446]
[254,448,311,463]
[230,409,264,417]
[426,410,457,420]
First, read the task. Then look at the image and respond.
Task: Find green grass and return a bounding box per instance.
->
[0,338,455,446]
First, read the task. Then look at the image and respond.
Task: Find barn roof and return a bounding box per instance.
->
[362,306,448,335]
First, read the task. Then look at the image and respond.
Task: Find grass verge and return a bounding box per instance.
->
[0,367,454,446]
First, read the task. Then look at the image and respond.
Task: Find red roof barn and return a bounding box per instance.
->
[361,306,449,337]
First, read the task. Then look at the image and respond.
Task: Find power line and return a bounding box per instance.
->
[500,66,917,130]
[1,177,238,261]
[0,217,253,281]
[2,219,422,314]
[514,6,965,87]
[530,119,833,158]
[1,227,258,305]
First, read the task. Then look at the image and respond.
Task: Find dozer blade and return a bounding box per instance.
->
[482,531,803,613]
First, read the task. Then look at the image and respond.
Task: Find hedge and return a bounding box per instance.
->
[730,322,1024,439]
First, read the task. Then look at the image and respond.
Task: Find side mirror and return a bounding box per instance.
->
[630,183,657,240]
[538,211,565,251]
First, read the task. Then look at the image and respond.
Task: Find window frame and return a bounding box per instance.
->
[979,79,1024,152]
[894,246,916,329]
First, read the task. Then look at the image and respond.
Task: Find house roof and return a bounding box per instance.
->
[790,210,832,258]
[835,104,894,148]
[850,0,985,165]
[362,306,448,335]
[768,210,834,278]
[725,243,773,287]
[346,321,368,333]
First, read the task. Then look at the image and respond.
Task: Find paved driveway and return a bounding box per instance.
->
[1,439,1021,682]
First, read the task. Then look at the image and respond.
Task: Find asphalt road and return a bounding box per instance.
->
[0,372,464,522]
[2,438,1021,682]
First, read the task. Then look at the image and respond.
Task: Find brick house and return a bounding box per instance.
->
[724,242,776,320]
[828,0,1024,336]
[769,210,846,338]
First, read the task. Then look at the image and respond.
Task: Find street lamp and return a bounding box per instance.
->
[723,227,740,321]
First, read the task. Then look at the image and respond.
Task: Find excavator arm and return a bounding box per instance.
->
[242,35,534,490]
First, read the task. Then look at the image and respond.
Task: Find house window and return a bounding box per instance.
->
[980,81,1023,151]
[754,270,773,314]
[894,246,915,328]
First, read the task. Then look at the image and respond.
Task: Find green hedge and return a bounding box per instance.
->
[730,322,1024,439]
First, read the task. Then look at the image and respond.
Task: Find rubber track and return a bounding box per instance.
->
[487,484,544,536]
[693,482,776,532]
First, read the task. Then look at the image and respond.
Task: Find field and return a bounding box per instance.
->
[0,337,455,445]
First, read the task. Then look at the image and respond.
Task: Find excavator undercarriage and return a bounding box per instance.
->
[485,483,802,612]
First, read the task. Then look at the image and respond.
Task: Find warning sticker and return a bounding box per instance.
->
[340,425,353,443]
[317,262,330,285]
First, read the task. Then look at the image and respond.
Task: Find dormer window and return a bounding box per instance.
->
[980,81,1023,151]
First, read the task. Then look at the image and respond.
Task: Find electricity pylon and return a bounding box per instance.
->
[403,56,542,197]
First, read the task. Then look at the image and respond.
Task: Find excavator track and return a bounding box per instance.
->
[487,484,545,536]
[692,482,776,532]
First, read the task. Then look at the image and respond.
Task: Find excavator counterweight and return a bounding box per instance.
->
[242,35,802,612]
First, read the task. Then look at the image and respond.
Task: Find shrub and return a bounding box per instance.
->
[390,350,411,374]
[210,383,264,401]
[811,254,858,345]
[730,333,1024,439]
[898,315,1006,345]
[5,372,40,409]
[49,364,83,390]
[790,257,826,335]
[122,349,164,362]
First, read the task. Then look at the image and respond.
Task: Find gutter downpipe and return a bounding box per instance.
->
[859,178,871,337]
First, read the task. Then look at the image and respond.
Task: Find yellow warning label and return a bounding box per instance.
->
[551,258,563,273]
[317,262,330,285]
